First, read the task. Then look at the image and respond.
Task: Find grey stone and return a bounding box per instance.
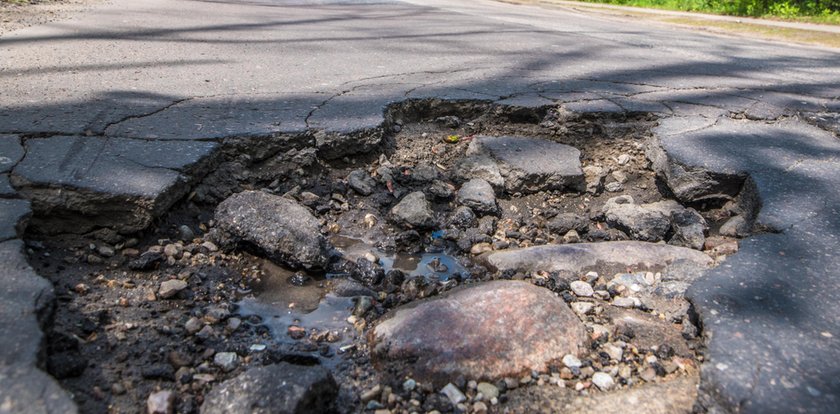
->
[159,280,188,299]
[12,136,218,233]
[476,382,499,400]
[347,169,377,196]
[390,191,435,229]
[201,363,338,414]
[719,215,750,237]
[448,206,477,229]
[452,155,504,191]
[0,174,14,197]
[0,135,24,174]
[481,241,713,278]
[0,240,77,413]
[456,178,497,215]
[0,199,31,242]
[604,181,623,192]
[546,213,588,235]
[371,280,588,386]
[214,190,330,269]
[570,280,594,297]
[147,390,175,414]
[601,195,671,242]
[213,352,239,372]
[591,372,615,390]
[441,383,466,405]
[467,136,584,194]
[643,200,707,250]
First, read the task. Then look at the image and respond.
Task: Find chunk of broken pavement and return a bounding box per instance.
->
[457,179,498,216]
[214,190,330,269]
[390,191,435,229]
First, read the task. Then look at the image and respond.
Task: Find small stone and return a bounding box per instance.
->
[178,225,196,241]
[361,385,381,403]
[441,383,466,405]
[473,401,488,413]
[457,179,497,215]
[97,245,115,257]
[347,170,377,196]
[603,343,623,361]
[562,354,582,369]
[640,367,657,382]
[571,302,594,315]
[612,297,638,308]
[476,382,499,400]
[159,280,188,299]
[147,390,175,414]
[213,352,239,372]
[163,243,182,258]
[592,372,615,390]
[390,191,435,229]
[470,242,493,255]
[563,230,580,244]
[570,280,594,297]
[611,170,628,184]
[402,378,416,392]
[719,215,750,237]
[201,241,218,252]
[605,182,624,192]
[185,317,202,335]
[617,154,632,165]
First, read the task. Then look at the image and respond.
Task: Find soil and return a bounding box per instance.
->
[0,0,102,37]
[27,103,746,413]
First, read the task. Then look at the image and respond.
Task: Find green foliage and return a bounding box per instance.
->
[578,0,840,23]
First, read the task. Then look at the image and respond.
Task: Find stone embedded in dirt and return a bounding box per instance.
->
[456,178,498,216]
[201,363,338,414]
[369,280,588,386]
[448,206,478,229]
[719,215,750,237]
[214,190,330,269]
[158,279,187,299]
[570,280,594,297]
[591,372,615,390]
[643,200,707,250]
[213,352,239,372]
[547,213,588,235]
[347,169,377,196]
[147,390,175,414]
[481,241,713,278]
[441,383,467,405]
[477,382,499,400]
[601,195,671,242]
[390,191,435,229]
[583,165,608,194]
[466,135,584,194]
[606,307,692,358]
[452,154,504,191]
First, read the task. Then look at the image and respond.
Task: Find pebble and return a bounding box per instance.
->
[617,154,632,165]
[612,297,639,308]
[402,378,417,392]
[163,243,182,258]
[361,385,381,403]
[571,302,594,315]
[201,241,218,252]
[178,225,195,241]
[213,352,239,372]
[603,343,623,361]
[563,230,580,244]
[441,383,466,405]
[159,280,188,299]
[562,354,582,369]
[592,372,615,390]
[473,401,488,413]
[605,182,624,192]
[477,382,499,400]
[570,280,594,297]
[147,390,175,414]
[97,245,115,257]
[184,317,202,335]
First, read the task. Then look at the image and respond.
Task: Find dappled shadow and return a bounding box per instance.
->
[1,0,840,412]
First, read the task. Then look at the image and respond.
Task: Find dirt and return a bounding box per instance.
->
[27,102,748,413]
[0,0,102,37]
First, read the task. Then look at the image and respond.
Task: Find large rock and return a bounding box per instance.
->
[214,191,330,269]
[456,178,497,215]
[390,191,435,229]
[201,363,338,414]
[466,136,584,194]
[370,280,588,386]
[481,241,713,278]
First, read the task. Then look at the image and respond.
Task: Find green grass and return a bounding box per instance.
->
[575,0,840,24]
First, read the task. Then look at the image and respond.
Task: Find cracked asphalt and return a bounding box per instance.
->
[0,0,839,412]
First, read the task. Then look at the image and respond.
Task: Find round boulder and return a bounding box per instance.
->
[369,280,588,386]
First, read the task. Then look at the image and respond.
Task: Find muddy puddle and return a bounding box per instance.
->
[332,235,469,282]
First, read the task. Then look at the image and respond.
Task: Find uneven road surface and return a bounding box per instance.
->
[1,0,839,413]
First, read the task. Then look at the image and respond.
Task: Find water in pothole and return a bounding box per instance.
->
[331,235,469,282]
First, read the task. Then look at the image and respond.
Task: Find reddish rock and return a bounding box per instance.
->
[369,280,588,386]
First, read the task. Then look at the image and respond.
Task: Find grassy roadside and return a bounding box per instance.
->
[503,0,840,48]
[576,0,840,25]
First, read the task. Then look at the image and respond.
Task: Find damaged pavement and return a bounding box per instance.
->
[1,0,839,413]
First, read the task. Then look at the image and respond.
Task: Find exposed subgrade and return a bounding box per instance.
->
[24,100,765,413]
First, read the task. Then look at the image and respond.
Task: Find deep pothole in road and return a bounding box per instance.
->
[28,102,756,413]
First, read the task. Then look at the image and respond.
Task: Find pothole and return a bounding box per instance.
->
[27,101,756,413]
